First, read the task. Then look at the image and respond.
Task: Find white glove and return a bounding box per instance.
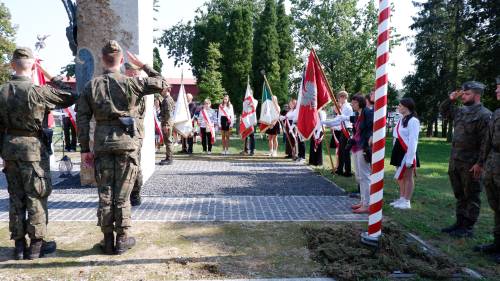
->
[405,162,413,168]
[279,115,286,121]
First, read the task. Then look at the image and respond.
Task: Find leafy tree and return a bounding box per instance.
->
[291,0,380,95]
[223,5,253,114]
[252,0,281,102]
[0,3,16,83]
[276,0,295,103]
[157,21,194,67]
[60,63,75,78]
[197,42,225,104]
[153,47,163,73]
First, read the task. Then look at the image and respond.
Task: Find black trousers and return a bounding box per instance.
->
[182,136,194,153]
[334,130,352,175]
[309,137,323,166]
[298,140,306,159]
[63,117,77,150]
[200,128,212,152]
[244,133,255,153]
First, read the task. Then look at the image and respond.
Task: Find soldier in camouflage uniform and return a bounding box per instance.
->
[0,47,77,259]
[77,41,169,255]
[474,77,500,263]
[159,86,175,165]
[440,81,492,238]
[124,60,163,207]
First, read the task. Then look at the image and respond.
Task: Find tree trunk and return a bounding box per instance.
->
[426,121,433,137]
[442,118,448,138]
[447,119,453,142]
[433,118,438,137]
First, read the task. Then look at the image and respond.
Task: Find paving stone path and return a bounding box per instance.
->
[0,156,366,222]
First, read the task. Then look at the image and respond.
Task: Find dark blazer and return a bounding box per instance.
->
[350,107,374,149]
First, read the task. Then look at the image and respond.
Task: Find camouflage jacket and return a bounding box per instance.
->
[160,95,175,127]
[440,99,492,164]
[77,70,168,153]
[480,108,500,174]
[134,64,162,139]
[0,75,76,161]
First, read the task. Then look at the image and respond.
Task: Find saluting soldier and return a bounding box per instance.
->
[124,56,163,207]
[77,41,169,255]
[159,85,175,165]
[474,77,500,263]
[0,47,77,259]
[440,81,492,238]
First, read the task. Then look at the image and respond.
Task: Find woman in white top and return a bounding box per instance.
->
[389,98,420,209]
[218,95,235,155]
[197,99,217,154]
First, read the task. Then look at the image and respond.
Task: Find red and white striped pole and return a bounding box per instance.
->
[362,0,390,244]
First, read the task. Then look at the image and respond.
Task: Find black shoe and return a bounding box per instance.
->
[28,239,43,260]
[130,191,142,206]
[473,243,500,254]
[115,235,136,255]
[441,223,461,233]
[101,233,115,255]
[249,151,254,156]
[449,227,473,238]
[159,159,173,165]
[285,155,293,159]
[40,240,57,257]
[13,238,27,260]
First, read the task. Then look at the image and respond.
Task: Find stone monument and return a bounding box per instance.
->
[76,0,156,182]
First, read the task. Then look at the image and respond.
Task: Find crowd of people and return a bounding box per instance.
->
[0,41,499,264]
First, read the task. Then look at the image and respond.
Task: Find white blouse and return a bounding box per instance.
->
[217,104,235,127]
[393,116,420,166]
[197,108,217,128]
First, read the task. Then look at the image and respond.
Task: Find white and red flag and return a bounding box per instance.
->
[296,50,332,140]
[64,105,77,131]
[32,59,55,128]
[154,112,164,145]
[173,82,194,138]
[239,82,258,139]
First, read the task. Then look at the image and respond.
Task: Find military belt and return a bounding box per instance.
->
[5,129,40,137]
[96,120,123,126]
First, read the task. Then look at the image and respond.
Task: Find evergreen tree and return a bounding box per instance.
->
[276,0,294,104]
[153,47,163,73]
[252,0,281,102]
[223,6,253,114]
[197,42,226,104]
[0,3,16,84]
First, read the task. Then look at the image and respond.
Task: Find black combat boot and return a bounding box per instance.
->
[115,234,136,255]
[441,221,462,233]
[101,233,115,255]
[28,239,43,260]
[13,238,27,260]
[473,243,500,254]
[130,191,142,206]
[40,240,57,257]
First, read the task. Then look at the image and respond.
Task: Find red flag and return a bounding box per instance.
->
[297,51,332,140]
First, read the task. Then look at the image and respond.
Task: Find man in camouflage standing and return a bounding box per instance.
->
[159,86,175,165]
[474,77,500,263]
[0,47,77,259]
[124,59,163,207]
[77,41,169,255]
[440,81,492,238]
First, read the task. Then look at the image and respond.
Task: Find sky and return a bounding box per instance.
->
[3,0,419,89]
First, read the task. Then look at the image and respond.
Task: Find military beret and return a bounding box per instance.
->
[12,47,34,59]
[461,81,485,93]
[101,40,122,55]
[124,62,141,70]
[496,76,500,85]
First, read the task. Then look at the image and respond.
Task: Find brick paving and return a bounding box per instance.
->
[0,157,366,222]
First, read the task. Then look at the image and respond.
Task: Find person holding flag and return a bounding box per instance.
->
[218,95,235,155]
[240,81,258,156]
[198,99,216,154]
[259,74,281,157]
[173,79,194,154]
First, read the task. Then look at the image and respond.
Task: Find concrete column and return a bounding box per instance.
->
[76,0,156,182]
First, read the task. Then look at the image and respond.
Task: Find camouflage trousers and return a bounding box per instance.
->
[131,138,143,193]
[163,126,173,160]
[95,151,138,235]
[4,159,51,240]
[448,160,482,227]
[484,170,500,244]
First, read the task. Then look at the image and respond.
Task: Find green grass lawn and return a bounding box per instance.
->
[182,132,499,277]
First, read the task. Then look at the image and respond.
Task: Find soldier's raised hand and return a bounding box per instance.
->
[126,51,145,69]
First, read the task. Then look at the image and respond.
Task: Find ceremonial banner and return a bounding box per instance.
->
[239,82,258,139]
[296,51,331,140]
[173,83,194,138]
[258,80,279,133]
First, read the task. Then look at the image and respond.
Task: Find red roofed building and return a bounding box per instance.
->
[166,77,199,100]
